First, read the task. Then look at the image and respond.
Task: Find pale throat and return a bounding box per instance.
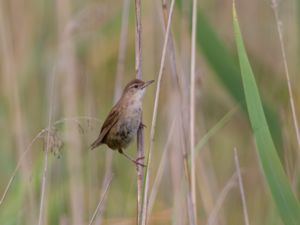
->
[123,90,145,108]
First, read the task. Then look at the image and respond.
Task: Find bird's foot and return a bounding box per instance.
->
[134,156,146,167]
[139,123,147,129]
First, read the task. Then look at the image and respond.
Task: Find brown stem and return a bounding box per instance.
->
[141,0,176,224]
[134,0,144,224]
[135,0,142,80]
[161,1,197,224]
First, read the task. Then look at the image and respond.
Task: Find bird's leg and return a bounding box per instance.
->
[118,149,146,167]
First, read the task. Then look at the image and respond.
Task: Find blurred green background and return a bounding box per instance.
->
[0,0,299,224]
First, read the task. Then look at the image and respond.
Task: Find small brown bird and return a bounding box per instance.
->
[90,79,154,167]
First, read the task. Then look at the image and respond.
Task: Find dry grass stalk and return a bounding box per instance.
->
[0,129,44,207]
[148,119,176,217]
[181,140,197,225]
[114,0,131,101]
[234,149,250,225]
[271,0,300,153]
[141,0,176,224]
[161,0,180,82]
[160,1,197,223]
[271,0,300,187]
[190,0,198,222]
[88,174,113,225]
[0,2,36,223]
[164,6,197,224]
[135,0,143,80]
[38,64,58,225]
[134,0,145,223]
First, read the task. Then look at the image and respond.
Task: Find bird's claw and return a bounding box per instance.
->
[139,123,147,129]
[134,156,146,167]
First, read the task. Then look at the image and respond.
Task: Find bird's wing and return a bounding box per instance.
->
[90,102,122,150]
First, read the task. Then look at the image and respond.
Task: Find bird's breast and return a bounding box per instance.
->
[106,104,142,150]
[121,104,142,134]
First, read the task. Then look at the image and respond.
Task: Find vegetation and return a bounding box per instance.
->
[0,0,299,224]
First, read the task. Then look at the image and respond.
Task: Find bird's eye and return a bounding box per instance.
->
[134,84,138,88]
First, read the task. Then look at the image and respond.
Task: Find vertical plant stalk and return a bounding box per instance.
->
[57,0,84,224]
[272,0,300,191]
[162,0,195,224]
[134,0,144,223]
[271,0,300,157]
[161,0,180,84]
[38,65,57,225]
[0,2,36,223]
[135,0,142,80]
[141,0,175,224]
[190,0,198,222]
[181,138,197,225]
[114,0,131,101]
[95,1,130,224]
[148,119,176,217]
[234,149,250,225]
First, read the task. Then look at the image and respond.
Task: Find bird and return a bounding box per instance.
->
[90,78,154,167]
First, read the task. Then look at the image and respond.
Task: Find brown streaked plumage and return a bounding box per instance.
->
[90,79,154,167]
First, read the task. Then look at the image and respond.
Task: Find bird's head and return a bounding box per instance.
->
[122,79,154,101]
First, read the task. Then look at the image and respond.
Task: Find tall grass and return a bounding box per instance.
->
[189,0,198,223]
[0,0,299,224]
[233,2,300,224]
[141,0,176,224]
[134,0,145,224]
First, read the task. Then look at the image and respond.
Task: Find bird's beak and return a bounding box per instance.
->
[142,80,154,89]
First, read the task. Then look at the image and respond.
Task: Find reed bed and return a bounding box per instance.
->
[0,0,299,225]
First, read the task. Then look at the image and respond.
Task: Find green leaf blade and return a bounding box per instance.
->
[233,3,300,225]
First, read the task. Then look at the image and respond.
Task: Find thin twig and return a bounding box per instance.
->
[134,0,145,224]
[190,0,198,222]
[88,174,113,225]
[141,0,176,224]
[234,148,250,225]
[38,64,57,225]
